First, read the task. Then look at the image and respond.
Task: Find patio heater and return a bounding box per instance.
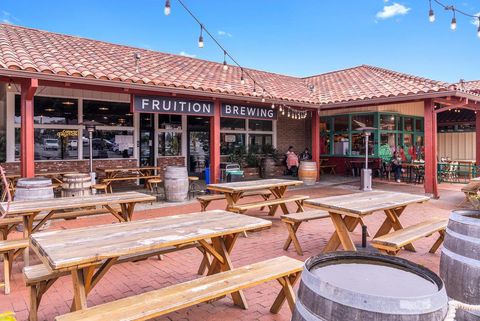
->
[354,120,377,192]
[81,120,101,185]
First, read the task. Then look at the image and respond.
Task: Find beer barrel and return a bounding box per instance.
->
[61,173,92,197]
[292,252,448,321]
[298,161,318,185]
[164,166,189,202]
[440,210,480,321]
[260,157,275,178]
[14,177,54,201]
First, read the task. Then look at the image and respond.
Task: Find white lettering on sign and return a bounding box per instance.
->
[220,103,277,120]
[203,103,211,114]
[225,105,232,114]
[141,99,149,109]
[152,100,160,110]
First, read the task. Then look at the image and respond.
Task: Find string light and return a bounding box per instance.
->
[271,103,275,109]
[279,105,283,112]
[164,0,171,15]
[198,25,204,48]
[7,82,11,90]
[253,82,256,93]
[477,17,480,38]
[428,0,435,22]
[448,6,457,31]
[222,50,228,71]
[240,69,245,85]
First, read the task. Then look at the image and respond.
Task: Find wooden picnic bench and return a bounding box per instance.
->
[1,239,29,295]
[281,210,330,255]
[197,189,272,211]
[28,210,272,318]
[304,191,430,252]
[230,195,309,215]
[319,165,336,175]
[54,256,303,321]
[459,177,480,207]
[371,218,448,255]
[102,175,160,193]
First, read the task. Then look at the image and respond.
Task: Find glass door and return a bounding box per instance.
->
[187,116,210,177]
[139,113,155,167]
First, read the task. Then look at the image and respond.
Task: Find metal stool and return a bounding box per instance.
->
[148,178,163,201]
[188,176,202,199]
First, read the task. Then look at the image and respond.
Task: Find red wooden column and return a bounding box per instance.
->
[210,100,221,183]
[20,78,38,178]
[311,109,321,180]
[423,98,439,198]
[476,111,480,169]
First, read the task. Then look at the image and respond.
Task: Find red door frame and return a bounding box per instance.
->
[311,109,321,180]
[424,99,439,198]
[209,100,221,184]
[20,78,38,178]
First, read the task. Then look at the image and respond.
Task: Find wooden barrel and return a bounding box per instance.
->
[298,161,318,185]
[260,157,275,178]
[292,252,448,321]
[440,210,480,321]
[14,177,54,201]
[164,166,189,202]
[61,173,92,197]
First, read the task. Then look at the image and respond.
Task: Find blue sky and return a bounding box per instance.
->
[1,0,479,83]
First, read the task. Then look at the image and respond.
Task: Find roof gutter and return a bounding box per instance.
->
[0,69,321,109]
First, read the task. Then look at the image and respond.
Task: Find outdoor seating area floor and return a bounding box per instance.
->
[1,182,466,321]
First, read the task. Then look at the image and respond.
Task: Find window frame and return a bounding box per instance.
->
[220,118,275,156]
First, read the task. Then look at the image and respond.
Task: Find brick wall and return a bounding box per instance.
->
[156,156,186,179]
[276,116,310,154]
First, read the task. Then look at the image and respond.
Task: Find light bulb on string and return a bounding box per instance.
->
[198,25,204,48]
[477,17,480,38]
[428,0,435,22]
[253,82,256,94]
[7,82,11,90]
[261,89,265,102]
[271,103,275,109]
[282,109,285,116]
[240,69,245,85]
[450,8,457,31]
[164,0,171,15]
[287,110,291,118]
[279,105,283,112]
[222,51,228,71]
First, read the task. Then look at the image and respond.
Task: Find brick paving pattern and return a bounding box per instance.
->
[0,181,465,321]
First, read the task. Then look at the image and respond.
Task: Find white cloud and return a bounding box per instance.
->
[179,51,196,58]
[1,10,16,24]
[472,12,480,27]
[376,3,411,20]
[217,30,232,37]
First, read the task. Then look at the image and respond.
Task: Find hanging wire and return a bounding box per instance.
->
[429,0,480,36]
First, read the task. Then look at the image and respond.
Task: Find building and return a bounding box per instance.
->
[1,23,480,198]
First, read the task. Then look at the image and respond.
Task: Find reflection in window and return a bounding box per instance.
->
[351,133,374,156]
[249,134,272,147]
[159,115,182,129]
[83,100,133,127]
[15,128,79,160]
[334,116,349,131]
[83,130,133,159]
[415,119,423,132]
[221,133,245,155]
[333,134,349,155]
[221,118,246,131]
[380,114,397,131]
[15,96,78,125]
[352,114,374,128]
[380,133,396,151]
[403,117,414,131]
[248,119,273,132]
[158,132,182,156]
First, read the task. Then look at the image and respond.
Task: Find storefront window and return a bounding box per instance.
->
[351,133,374,156]
[159,115,182,129]
[415,119,423,132]
[221,118,246,131]
[15,96,78,125]
[334,116,349,131]
[249,134,272,147]
[248,119,273,132]
[221,133,246,155]
[15,128,79,160]
[83,129,134,159]
[380,114,397,131]
[158,132,182,156]
[403,117,414,131]
[83,100,133,127]
[333,134,349,155]
[380,133,396,151]
[352,114,374,128]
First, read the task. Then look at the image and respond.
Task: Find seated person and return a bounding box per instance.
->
[391,151,403,183]
[299,148,312,161]
[286,146,299,176]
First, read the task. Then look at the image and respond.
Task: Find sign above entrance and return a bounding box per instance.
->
[132,95,214,116]
[221,103,277,120]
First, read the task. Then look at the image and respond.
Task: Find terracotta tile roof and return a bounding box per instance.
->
[303,65,453,105]
[0,24,477,107]
[457,80,480,93]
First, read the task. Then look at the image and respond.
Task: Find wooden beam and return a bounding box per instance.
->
[210,100,221,184]
[424,99,439,199]
[311,109,320,181]
[20,78,38,178]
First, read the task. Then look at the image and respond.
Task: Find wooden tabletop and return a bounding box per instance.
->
[30,210,272,271]
[207,179,303,193]
[6,171,79,179]
[304,191,430,216]
[0,191,155,216]
[96,166,159,173]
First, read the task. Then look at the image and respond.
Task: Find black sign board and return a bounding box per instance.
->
[221,103,277,120]
[133,95,214,116]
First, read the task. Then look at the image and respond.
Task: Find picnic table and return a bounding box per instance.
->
[30,210,272,311]
[96,166,159,179]
[207,179,303,214]
[304,190,430,252]
[0,191,155,265]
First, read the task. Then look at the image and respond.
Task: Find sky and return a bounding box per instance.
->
[1,0,479,83]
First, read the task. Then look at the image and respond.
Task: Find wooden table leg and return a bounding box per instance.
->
[323,214,360,252]
[104,205,126,222]
[225,192,243,212]
[283,222,303,255]
[374,206,415,252]
[270,272,301,313]
[374,206,406,238]
[22,214,35,266]
[270,186,289,215]
[119,203,136,222]
[71,269,88,311]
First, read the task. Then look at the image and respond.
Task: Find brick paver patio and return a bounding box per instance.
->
[1,181,466,321]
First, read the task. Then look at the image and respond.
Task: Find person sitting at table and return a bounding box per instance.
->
[286,146,299,177]
[299,147,312,161]
[391,151,403,183]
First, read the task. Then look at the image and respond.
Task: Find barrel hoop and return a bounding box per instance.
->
[294,298,328,321]
[441,246,480,268]
[301,263,447,315]
[449,211,480,227]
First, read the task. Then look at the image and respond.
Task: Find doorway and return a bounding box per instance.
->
[187,116,210,178]
[139,113,155,167]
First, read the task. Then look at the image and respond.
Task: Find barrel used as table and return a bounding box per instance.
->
[298,161,318,186]
[292,252,448,321]
[440,210,480,321]
[14,177,54,201]
[164,166,189,202]
[61,173,91,197]
[260,157,276,179]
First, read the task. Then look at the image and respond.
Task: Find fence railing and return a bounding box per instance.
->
[437,162,478,184]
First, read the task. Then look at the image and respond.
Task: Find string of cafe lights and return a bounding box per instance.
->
[163,0,309,120]
[428,0,480,38]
